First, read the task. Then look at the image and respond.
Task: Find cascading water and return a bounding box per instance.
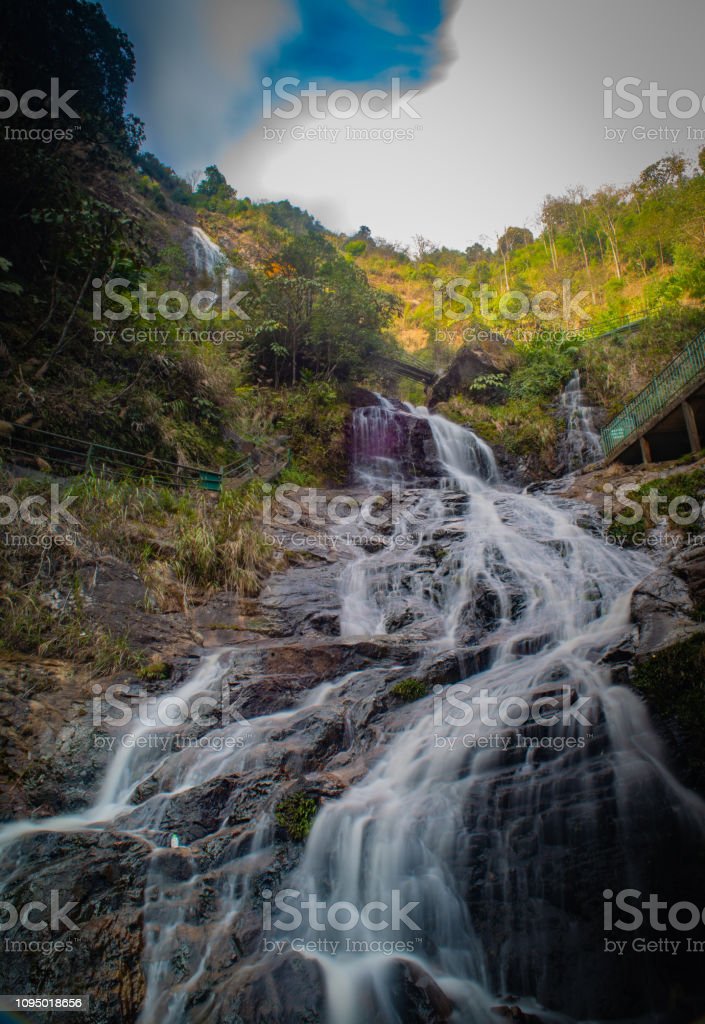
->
[2,398,705,1023]
[189,225,246,287]
[559,370,603,470]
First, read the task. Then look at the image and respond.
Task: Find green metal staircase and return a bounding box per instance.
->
[601,328,705,459]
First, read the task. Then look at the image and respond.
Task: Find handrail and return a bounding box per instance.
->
[601,328,705,456]
[577,310,647,340]
[0,423,292,491]
[2,424,212,477]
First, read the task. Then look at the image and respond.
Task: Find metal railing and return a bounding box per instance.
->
[576,310,647,341]
[601,328,705,456]
[0,425,291,492]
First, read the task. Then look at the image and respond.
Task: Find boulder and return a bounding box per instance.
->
[429,333,515,407]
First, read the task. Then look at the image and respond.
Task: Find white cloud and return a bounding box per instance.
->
[218,0,705,249]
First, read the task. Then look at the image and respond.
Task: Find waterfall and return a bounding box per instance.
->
[2,400,704,1023]
[189,225,246,286]
[560,370,603,470]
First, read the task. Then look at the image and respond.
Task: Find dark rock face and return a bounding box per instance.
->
[346,401,443,483]
[630,562,698,656]
[673,543,705,608]
[0,831,150,1024]
[429,335,514,407]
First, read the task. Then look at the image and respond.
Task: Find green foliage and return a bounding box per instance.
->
[246,232,400,386]
[275,792,318,841]
[1,0,143,154]
[607,468,705,544]
[583,306,705,414]
[196,165,235,199]
[344,239,367,256]
[441,394,558,471]
[507,333,577,401]
[136,153,192,204]
[267,381,348,483]
[389,678,427,701]
[138,660,172,681]
[258,200,324,235]
[467,373,508,394]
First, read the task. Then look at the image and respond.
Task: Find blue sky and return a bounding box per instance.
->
[102,0,452,165]
[269,0,447,83]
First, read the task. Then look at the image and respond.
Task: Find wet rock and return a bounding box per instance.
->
[672,542,705,607]
[630,565,698,656]
[491,1004,542,1024]
[0,831,150,1023]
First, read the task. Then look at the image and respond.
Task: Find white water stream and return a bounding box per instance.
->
[1,402,703,1023]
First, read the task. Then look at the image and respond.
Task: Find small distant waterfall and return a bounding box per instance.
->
[560,370,603,470]
[189,226,246,286]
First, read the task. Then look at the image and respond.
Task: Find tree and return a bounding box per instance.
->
[497,226,534,255]
[636,154,688,195]
[184,169,204,193]
[247,234,399,385]
[196,166,236,199]
[465,242,492,263]
[412,235,436,261]
[0,0,143,154]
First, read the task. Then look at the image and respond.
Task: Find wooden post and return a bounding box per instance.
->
[639,435,652,464]
[682,400,702,454]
